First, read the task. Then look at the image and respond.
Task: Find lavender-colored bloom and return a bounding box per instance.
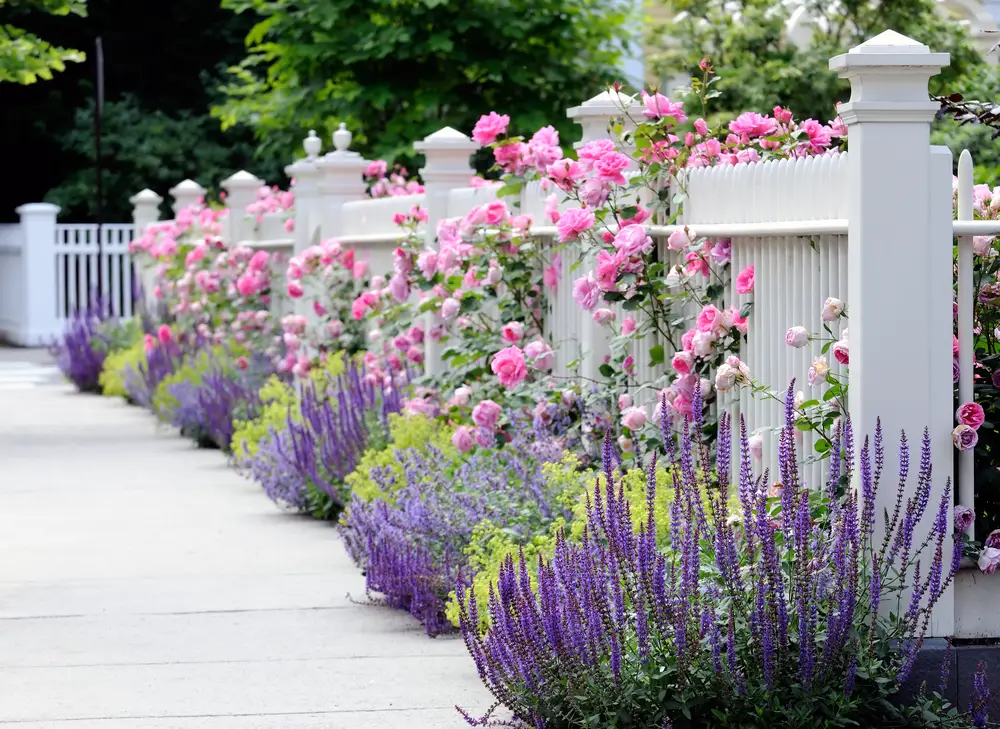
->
[971,660,990,728]
[51,304,113,392]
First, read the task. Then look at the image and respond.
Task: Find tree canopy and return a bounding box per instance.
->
[0,0,87,84]
[213,0,632,166]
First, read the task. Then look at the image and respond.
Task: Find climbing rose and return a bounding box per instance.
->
[821,297,845,321]
[451,426,475,453]
[986,529,1000,549]
[622,316,637,335]
[556,207,596,242]
[641,92,687,123]
[954,505,975,534]
[957,401,986,430]
[501,321,524,344]
[491,346,528,389]
[572,274,600,310]
[472,112,510,145]
[594,152,631,185]
[621,406,647,431]
[953,424,979,451]
[785,326,809,348]
[735,264,755,294]
[593,308,616,325]
[472,399,502,429]
[832,339,850,366]
[980,547,1000,575]
[524,340,554,371]
[157,325,173,346]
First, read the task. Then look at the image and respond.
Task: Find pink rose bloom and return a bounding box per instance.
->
[491,346,528,389]
[593,308,616,325]
[641,92,687,123]
[406,346,424,364]
[621,406,648,431]
[388,273,410,303]
[494,142,528,172]
[418,251,438,279]
[619,393,632,410]
[501,321,525,344]
[328,320,344,337]
[799,119,832,152]
[832,339,849,365]
[696,305,725,333]
[157,325,173,346]
[735,264,755,294]
[543,265,559,290]
[692,330,716,357]
[614,224,654,257]
[672,351,694,375]
[547,159,586,189]
[573,273,601,311]
[729,307,748,334]
[287,280,304,299]
[595,152,631,185]
[556,207,596,242]
[249,250,270,272]
[694,118,709,136]
[577,139,616,169]
[749,433,764,461]
[667,228,692,252]
[364,160,387,178]
[821,297,845,322]
[441,297,460,320]
[472,399,502,429]
[525,340,554,371]
[710,239,731,265]
[985,529,1000,549]
[451,385,473,407]
[452,426,476,453]
[595,250,620,291]
[544,193,561,224]
[979,546,1000,575]
[353,260,368,280]
[485,200,508,225]
[953,424,979,451]
[955,505,975,533]
[622,316,637,335]
[808,356,829,386]
[392,212,407,226]
[580,178,610,207]
[957,401,986,429]
[786,326,809,348]
[472,111,510,145]
[729,112,777,138]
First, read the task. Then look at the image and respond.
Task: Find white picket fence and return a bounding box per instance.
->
[0,205,135,346]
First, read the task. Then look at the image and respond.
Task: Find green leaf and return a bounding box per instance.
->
[649,345,665,366]
[599,363,615,378]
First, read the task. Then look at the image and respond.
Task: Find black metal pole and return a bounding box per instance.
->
[94,37,105,314]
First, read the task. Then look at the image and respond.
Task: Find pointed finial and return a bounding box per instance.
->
[333,123,352,152]
[304,130,322,159]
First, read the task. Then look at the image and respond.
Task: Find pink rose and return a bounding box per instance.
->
[729,111,777,138]
[641,92,686,123]
[953,424,979,451]
[621,406,648,431]
[735,264,755,294]
[672,351,694,375]
[957,401,986,430]
[556,207,596,242]
[955,505,975,533]
[573,274,600,311]
[157,325,173,346]
[501,321,525,344]
[785,326,809,348]
[595,250,620,291]
[694,118,709,136]
[451,426,476,453]
[696,305,725,333]
[524,340,554,371]
[622,316,637,335]
[485,200,508,225]
[613,224,654,257]
[985,529,1000,549]
[491,346,528,389]
[593,308,616,325]
[619,393,632,410]
[979,547,1000,575]
[472,399,502,430]
[353,260,368,280]
[441,297,460,320]
[821,297,845,322]
[832,339,849,366]
[388,273,410,303]
[667,229,692,252]
[472,112,510,145]
[594,151,631,185]
[749,433,764,461]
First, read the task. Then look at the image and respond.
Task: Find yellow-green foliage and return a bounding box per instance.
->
[230,352,348,463]
[151,344,237,421]
[344,414,456,504]
[100,340,139,398]
[445,455,726,630]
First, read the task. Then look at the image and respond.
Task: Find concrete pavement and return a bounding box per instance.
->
[0,370,491,727]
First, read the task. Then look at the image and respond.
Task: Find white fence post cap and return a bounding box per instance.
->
[567,89,641,120]
[15,202,60,216]
[414,126,480,152]
[221,170,263,191]
[130,188,163,205]
[304,129,322,159]
[169,179,206,196]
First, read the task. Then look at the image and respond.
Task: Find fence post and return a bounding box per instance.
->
[830,30,954,636]
[413,126,480,377]
[286,131,325,325]
[221,171,263,245]
[15,203,60,346]
[129,189,163,315]
[567,91,644,384]
[168,179,206,217]
[316,123,367,239]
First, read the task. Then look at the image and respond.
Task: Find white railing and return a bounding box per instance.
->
[0,224,23,343]
[54,223,136,320]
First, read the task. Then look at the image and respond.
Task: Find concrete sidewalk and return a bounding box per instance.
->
[0,381,490,727]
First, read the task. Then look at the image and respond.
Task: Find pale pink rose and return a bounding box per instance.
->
[580,178,610,207]
[985,529,1000,549]
[667,228,692,251]
[544,193,561,224]
[547,158,586,189]
[696,305,725,333]
[957,402,986,430]
[808,356,829,386]
[832,339,849,365]
[821,297,845,322]
[749,433,764,461]
[593,308,616,325]
[594,151,631,185]
[955,505,975,533]
[472,112,510,145]
[353,260,368,280]
[953,424,979,451]
[501,321,525,344]
[491,346,528,389]
[451,385,473,407]
[472,399,502,429]
[973,236,995,256]
[619,393,632,410]
[418,251,438,279]
[524,340,554,371]
[729,112,777,137]
[440,297,460,320]
[485,263,503,286]
[614,224,653,257]
[328,320,344,338]
[735,264,755,294]
[979,546,1000,575]
[618,435,634,452]
[485,200,508,225]
[786,326,809,348]
[406,346,424,364]
[556,207,596,242]
[672,351,694,375]
[621,406,648,431]
[577,139,615,168]
[622,316,637,335]
[641,91,686,122]
[692,330,716,357]
[451,426,475,453]
[573,274,600,311]
[388,273,410,303]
